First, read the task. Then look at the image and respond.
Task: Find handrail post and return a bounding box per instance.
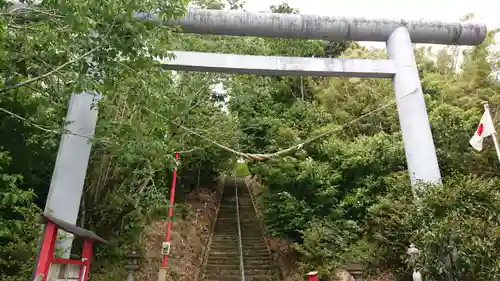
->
[235,180,245,281]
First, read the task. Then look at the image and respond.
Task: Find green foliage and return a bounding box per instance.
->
[294,218,363,274]
[235,162,250,177]
[222,6,500,280]
[90,265,128,281]
[1,1,499,280]
[263,189,314,239]
[0,0,238,279]
[368,174,500,280]
[0,150,40,280]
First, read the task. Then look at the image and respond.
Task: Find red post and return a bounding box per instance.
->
[161,152,179,268]
[79,240,94,281]
[307,271,318,281]
[35,222,58,281]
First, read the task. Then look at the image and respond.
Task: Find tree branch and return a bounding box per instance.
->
[0,21,115,94]
[0,106,110,148]
[1,6,64,18]
[0,46,101,94]
[8,23,69,32]
[0,107,58,133]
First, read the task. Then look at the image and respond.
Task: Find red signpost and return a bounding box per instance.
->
[161,152,180,268]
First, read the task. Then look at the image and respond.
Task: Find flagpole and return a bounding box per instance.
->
[482,101,500,164]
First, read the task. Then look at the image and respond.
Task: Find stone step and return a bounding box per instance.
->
[249,272,278,280]
[204,268,275,276]
[211,234,239,237]
[240,241,267,245]
[213,225,239,229]
[213,230,262,235]
[207,255,272,263]
[241,245,268,249]
[210,245,239,251]
[244,253,274,259]
[245,268,278,275]
[207,258,273,266]
[212,235,261,239]
[204,274,241,281]
[211,229,238,232]
[210,237,239,241]
[241,244,268,248]
[210,242,240,246]
[207,256,241,263]
[204,264,275,273]
[208,250,270,256]
[205,261,240,272]
[210,238,240,242]
[204,264,240,270]
[244,264,276,270]
[238,228,263,232]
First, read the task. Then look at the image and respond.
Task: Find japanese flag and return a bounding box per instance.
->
[470,109,496,151]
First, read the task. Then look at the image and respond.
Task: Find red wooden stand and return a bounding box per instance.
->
[34,213,108,281]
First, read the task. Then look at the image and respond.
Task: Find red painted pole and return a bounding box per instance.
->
[307,271,318,281]
[35,222,58,281]
[79,240,94,281]
[161,152,179,268]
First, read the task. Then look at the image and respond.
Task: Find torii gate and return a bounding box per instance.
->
[152,9,487,188]
[43,6,486,270]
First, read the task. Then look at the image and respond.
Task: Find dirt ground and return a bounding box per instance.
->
[137,183,221,281]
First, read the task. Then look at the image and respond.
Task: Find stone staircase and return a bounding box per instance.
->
[200,177,280,281]
[238,179,280,281]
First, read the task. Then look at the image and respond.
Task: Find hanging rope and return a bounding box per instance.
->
[144,88,418,161]
[0,87,418,161]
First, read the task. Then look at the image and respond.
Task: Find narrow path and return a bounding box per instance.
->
[201,177,280,281]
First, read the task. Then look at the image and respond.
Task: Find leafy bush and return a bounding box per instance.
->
[0,150,41,281]
[294,218,361,275]
[368,174,500,280]
[263,191,314,240]
[235,162,250,177]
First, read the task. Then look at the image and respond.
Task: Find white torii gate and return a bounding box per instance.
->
[151,8,486,186]
[44,7,486,260]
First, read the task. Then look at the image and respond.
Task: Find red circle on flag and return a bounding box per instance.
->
[477,123,484,136]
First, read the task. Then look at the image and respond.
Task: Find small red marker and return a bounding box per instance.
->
[307,271,318,281]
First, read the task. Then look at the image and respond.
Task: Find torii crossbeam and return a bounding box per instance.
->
[138,8,486,45]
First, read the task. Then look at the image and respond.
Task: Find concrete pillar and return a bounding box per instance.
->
[386,27,442,186]
[44,92,100,256]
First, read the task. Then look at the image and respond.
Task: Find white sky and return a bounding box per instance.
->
[243,0,500,48]
[244,0,499,27]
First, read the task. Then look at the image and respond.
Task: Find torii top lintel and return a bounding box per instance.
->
[136,8,487,46]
